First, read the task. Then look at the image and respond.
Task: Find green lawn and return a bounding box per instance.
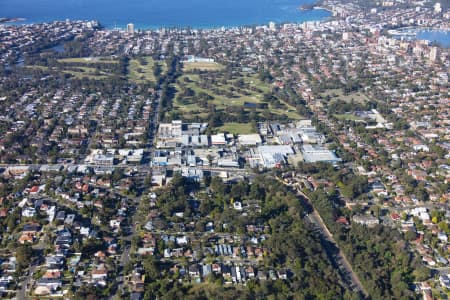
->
[183,61,224,71]
[242,74,271,94]
[25,65,48,71]
[30,56,174,81]
[63,71,108,80]
[170,102,209,120]
[58,57,118,64]
[53,57,118,79]
[173,72,303,124]
[173,74,262,116]
[62,65,110,79]
[175,74,264,109]
[127,57,166,83]
[26,65,109,80]
[334,114,364,121]
[58,56,167,82]
[321,89,370,103]
[128,57,154,83]
[218,123,256,134]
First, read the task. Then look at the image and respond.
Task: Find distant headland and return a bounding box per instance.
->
[299,4,316,10]
[299,1,325,11]
[0,17,26,24]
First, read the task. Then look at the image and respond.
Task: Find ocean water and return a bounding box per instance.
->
[0,0,330,29]
[391,28,450,48]
[417,30,450,48]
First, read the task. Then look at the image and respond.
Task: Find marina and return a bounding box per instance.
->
[389,27,450,47]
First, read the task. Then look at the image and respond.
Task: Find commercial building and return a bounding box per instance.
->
[238,134,262,146]
[157,121,208,148]
[301,144,341,164]
[257,145,294,168]
[181,135,209,147]
[158,120,182,139]
[211,133,227,146]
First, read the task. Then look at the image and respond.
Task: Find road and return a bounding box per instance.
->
[307,210,368,298]
[431,266,450,275]
[121,245,131,266]
[0,163,249,173]
[17,263,38,300]
[115,89,162,298]
[280,177,369,299]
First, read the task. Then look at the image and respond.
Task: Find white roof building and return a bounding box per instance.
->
[302,145,341,164]
[238,134,262,146]
[158,120,182,139]
[257,145,294,168]
[211,133,226,145]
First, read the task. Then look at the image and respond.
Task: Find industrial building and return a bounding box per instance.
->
[238,134,262,146]
[301,144,341,164]
[157,121,208,148]
[256,145,295,168]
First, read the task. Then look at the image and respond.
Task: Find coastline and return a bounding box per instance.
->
[314,6,333,13]
[389,26,450,47]
[0,2,332,30]
[3,14,331,31]
[103,15,331,30]
[298,0,333,14]
[0,17,26,24]
[388,26,450,35]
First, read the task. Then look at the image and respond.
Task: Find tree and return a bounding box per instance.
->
[413,266,431,282]
[341,175,368,199]
[143,256,160,281]
[112,168,124,183]
[81,238,103,258]
[73,285,101,300]
[404,230,417,241]
[16,245,33,269]
[210,176,228,195]
[204,174,212,187]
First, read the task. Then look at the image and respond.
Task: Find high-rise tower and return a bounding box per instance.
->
[127,23,135,34]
